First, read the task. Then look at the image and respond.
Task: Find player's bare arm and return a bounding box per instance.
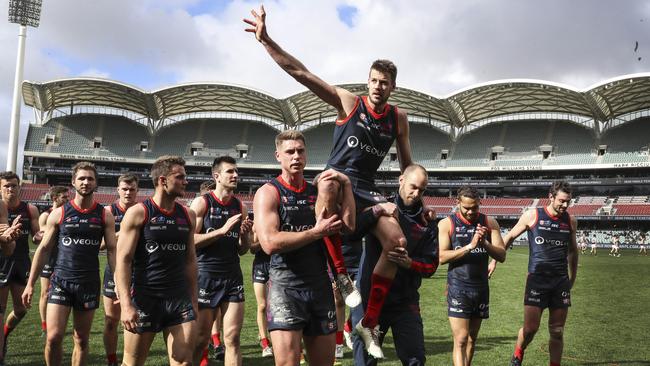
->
[244,5,357,119]
[484,217,506,263]
[28,203,43,244]
[21,206,62,308]
[190,195,243,249]
[115,203,144,333]
[254,183,342,254]
[103,210,117,273]
[438,218,487,264]
[568,216,579,288]
[504,209,535,247]
[396,109,413,171]
[185,209,199,313]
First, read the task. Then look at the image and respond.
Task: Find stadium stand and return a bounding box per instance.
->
[244,121,282,164]
[303,123,334,166]
[409,124,451,168]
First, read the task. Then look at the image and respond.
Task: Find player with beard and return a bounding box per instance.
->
[507,181,578,366]
[22,162,117,366]
[245,7,415,359]
[115,156,198,366]
[102,174,139,366]
[191,156,253,366]
[37,186,70,337]
[0,172,42,363]
[438,186,506,366]
[254,131,354,366]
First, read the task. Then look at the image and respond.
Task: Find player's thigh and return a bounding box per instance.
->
[164,321,196,365]
[304,333,336,366]
[370,215,405,250]
[197,307,217,340]
[270,329,303,366]
[522,305,544,332]
[9,283,26,311]
[220,301,245,337]
[122,331,156,366]
[448,316,471,340]
[547,307,569,331]
[45,303,72,337]
[71,308,96,340]
[103,296,120,321]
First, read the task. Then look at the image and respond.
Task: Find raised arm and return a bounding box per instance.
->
[438,218,487,265]
[253,183,342,255]
[568,216,579,288]
[244,5,357,118]
[115,204,144,333]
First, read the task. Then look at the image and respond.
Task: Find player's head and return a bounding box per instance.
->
[548,180,572,215]
[117,174,139,206]
[200,180,216,195]
[368,59,397,106]
[151,155,187,198]
[398,164,428,206]
[71,162,97,197]
[456,186,481,222]
[0,171,20,201]
[49,185,70,208]
[275,131,307,174]
[212,156,238,190]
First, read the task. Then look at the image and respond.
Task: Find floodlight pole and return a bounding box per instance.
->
[6,24,27,172]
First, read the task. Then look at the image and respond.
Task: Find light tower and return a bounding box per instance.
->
[7,0,42,172]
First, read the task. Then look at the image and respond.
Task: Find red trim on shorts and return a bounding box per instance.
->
[362,96,390,119]
[149,197,175,216]
[276,175,306,193]
[335,97,360,126]
[71,200,98,214]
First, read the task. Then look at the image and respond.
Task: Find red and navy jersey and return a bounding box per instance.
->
[55,201,105,281]
[267,176,328,288]
[326,96,399,182]
[196,192,242,275]
[110,203,127,232]
[133,198,191,297]
[359,195,438,307]
[527,207,572,276]
[7,201,34,263]
[448,212,490,288]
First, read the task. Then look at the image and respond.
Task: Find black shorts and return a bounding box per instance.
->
[348,176,388,210]
[197,272,244,309]
[0,258,30,288]
[252,257,270,284]
[524,273,571,309]
[47,275,100,311]
[40,263,54,279]
[132,292,195,333]
[447,284,489,319]
[267,280,337,336]
[102,265,117,300]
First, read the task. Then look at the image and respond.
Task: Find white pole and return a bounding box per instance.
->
[7,24,27,172]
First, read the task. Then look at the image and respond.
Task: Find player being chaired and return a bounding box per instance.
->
[245,5,414,359]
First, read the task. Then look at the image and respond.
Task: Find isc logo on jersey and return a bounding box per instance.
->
[61,236,100,246]
[346,136,388,158]
[145,240,186,253]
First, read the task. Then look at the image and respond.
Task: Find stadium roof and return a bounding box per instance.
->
[22,73,650,131]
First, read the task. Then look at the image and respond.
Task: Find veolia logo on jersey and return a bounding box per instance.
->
[281,223,314,232]
[145,240,186,253]
[61,236,99,246]
[206,227,239,238]
[346,136,388,158]
[534,236,567,246]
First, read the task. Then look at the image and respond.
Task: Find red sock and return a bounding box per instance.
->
[3,325,9,337]
[344,317,352,333]
[324,235,347,275]
[200,348,209,366]
[212,332,222,347]
[107,353,117,364]
[336,331,344,345]
[514,345,524,361]
[261,337,270,349]
[41,321,47,331]
[362,273,393,328]
[550,362,560,366]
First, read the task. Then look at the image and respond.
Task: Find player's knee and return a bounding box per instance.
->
[46,329,65,346]
[104,315,119,331]
[549,325,564,340]
[224,332,241,348]
[522,325,539,340]
[72,332,90,349]
[453,331,469,348]
[317,179,340,198]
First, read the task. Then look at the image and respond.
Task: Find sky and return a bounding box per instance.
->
[0,0,649,172]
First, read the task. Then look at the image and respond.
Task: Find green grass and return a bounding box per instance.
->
[4,248,650,365]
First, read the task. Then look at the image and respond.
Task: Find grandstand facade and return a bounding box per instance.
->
[17,74,650,233]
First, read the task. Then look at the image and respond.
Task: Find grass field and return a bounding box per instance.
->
[3,247,650,365]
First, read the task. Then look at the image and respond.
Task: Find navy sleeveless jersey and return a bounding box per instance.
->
[254,249,270,263]
[447,212,490,287]
[7,201,33,263]
[55,201,105,281]
[196,192,242,275]
[268,177,328,288]
[326,96,398,182]
[527,207,572,276]
[133,198,191,297]
[110,203,127,232]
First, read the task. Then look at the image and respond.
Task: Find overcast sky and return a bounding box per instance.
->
[1,0,649,172]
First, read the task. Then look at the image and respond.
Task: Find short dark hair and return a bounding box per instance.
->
[200,180,215,195]
[71,162,97,180]
[0,171,20,184]
[49,185,69,199]
[549,181,572,197]
[151,155,185,187]
[117,173,139,186]
[275,130,306,149]
[457,186,480,201]
[212,156,237,173]
[370,59,398,85]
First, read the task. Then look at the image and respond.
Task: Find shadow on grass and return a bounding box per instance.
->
[422,335,512,355]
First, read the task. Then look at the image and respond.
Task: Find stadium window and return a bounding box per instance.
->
[139,141,149,152]
[441,149,449,160]
[598,145,607,156]
[44,134,55,145]
[93,137,102,149]
[490,152,498,160]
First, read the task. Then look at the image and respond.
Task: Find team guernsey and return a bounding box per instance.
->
[48,201,105,310]
[196,192,244,307]
[266,177,336,335]
[0,201,34,286]
[326,95,398,207]
[524,207,573,309]
[447,212,491,319]
[103,203,126,299]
